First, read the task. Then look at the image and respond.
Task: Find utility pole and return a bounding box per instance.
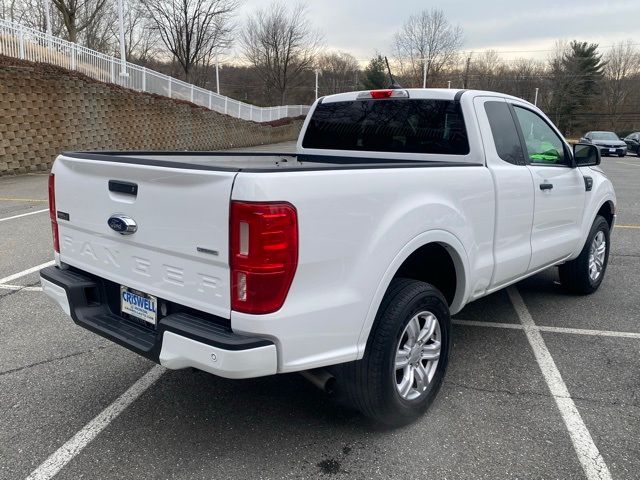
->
[534,87,539,106]
[43,0,52,36]
[315,68,321,100]
[117,0,128,77]
[215,52,220,94]
[421,57,427,88]
[463,56,471,89]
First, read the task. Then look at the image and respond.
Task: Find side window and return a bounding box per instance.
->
[484,101,524,165]
[513,106,567,166]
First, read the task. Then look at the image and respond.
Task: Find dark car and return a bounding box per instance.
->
[623,132,640,155]
[580,131,627,157]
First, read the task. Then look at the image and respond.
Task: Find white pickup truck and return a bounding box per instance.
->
[41,88,616,425]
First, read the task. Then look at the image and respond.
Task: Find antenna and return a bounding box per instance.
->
[384,56,402,89]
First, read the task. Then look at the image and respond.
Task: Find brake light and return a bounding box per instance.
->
[48,174,59,253]
[370,89,393,99]
[357,89,409,100]
[230,201,298,314]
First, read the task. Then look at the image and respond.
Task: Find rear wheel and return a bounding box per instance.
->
[338,278,451,426]
[559,215,610,294]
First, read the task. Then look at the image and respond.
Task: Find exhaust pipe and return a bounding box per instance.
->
[299,368,336,394]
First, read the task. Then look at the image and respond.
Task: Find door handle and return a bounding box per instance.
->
[539,183,554,190]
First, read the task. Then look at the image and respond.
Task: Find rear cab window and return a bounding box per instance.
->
[302,98,470,155]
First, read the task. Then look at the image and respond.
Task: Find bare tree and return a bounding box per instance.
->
[143,0,237,82]
[1,0,65,35]
[316,51,359,95]
[467,50,502,91]
[508,57,544,103]
[602,41,640,129]
[102,0,159,60]
[83,1,117,51]
[0,0,20,23]
[241,1,322,104]
[393,8,463,88]
[51,0,110,43]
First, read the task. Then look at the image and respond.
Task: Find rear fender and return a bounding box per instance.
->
[355,230,469,359]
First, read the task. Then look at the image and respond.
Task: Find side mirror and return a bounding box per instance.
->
[579,137,590,143]
[573,143,600,167]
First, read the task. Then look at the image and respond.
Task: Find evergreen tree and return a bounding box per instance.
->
[548,41,605,134]
[361,55,388,89]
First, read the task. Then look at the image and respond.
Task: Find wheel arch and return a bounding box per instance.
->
[569,164,616,260]
[355,230,469,359]
[596,200,615,229]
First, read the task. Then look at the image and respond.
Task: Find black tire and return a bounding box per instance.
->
[337,278,451,426]
[618,152,626,157]
[559,215,610,294]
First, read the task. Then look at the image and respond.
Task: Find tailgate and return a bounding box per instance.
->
[53,155,236,319]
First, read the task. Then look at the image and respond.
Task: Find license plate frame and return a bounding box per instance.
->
[120,286,157,326]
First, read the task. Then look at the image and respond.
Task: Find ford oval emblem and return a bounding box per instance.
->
[108,214,137,235]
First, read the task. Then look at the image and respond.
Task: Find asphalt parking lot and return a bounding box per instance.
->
[1,147,639,480]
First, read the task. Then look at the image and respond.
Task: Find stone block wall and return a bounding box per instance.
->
[0,57,303,175]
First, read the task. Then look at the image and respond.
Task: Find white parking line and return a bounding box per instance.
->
[506,286,612,480]
[537,324,640,339]
[453,319,640,339]
[0,261,55,285]
[25,365,166,480]
[0,209,48,223]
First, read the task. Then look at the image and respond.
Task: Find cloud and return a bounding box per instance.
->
[233,0,640,61]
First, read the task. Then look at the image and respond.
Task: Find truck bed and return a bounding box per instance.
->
[62,151,476,172]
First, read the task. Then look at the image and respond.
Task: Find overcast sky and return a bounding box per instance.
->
[237,0,640,62]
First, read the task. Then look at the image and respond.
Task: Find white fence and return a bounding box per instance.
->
[0,19,310,122]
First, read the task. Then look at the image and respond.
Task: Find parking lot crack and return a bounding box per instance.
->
[446,380,552,399]
[569,394,640,410]
[0,346,109,377]
[448,381,640,410]
[0,280,42,299]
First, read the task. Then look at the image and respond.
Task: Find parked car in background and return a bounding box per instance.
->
[623,132,640,155]
[580,131,627,157]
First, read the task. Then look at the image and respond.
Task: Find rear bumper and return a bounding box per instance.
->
[40,266,277,379]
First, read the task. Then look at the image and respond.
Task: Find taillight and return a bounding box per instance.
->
[230,201,298,314]
[48,173,59,253]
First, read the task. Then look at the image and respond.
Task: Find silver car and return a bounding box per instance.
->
[580,131,627,157]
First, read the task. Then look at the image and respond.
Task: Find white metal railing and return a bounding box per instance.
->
[0,19,310,122]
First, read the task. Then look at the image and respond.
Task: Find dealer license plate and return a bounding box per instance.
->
[120,286,157,326]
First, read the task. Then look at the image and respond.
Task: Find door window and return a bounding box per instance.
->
[484,101,525,165]
[513,106,568,166]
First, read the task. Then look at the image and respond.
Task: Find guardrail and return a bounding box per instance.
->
[0,19,310,122]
